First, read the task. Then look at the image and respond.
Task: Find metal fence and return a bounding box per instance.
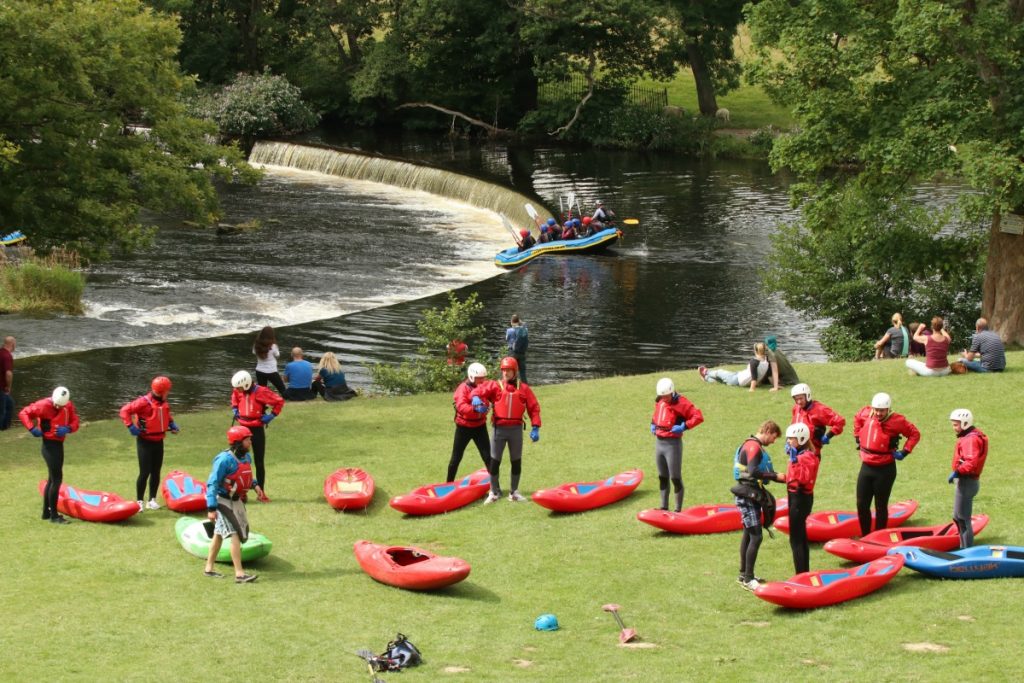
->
[538,75,668,111]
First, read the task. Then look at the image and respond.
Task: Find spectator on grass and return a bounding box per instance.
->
[0,335,14,430]
[283,347,317,401]
[699,342,771,392]
[960,318,1006,373]
[313,352,357,401]
[906,317,952,376]
[253,326,285,394]
[874,313,910,359]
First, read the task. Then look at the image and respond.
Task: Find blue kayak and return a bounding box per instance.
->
[888,545,1024,579]
[494,228,622,268]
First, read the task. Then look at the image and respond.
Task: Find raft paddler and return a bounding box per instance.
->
[203,425,263,582]
[230,370,284,501]
[517,228,536,252]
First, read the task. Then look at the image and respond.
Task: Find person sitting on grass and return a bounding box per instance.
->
[699,342,771,392]
[313,352,357,401]
[905,316,952,376]
[282,347,317,401]
[203,426,265,583]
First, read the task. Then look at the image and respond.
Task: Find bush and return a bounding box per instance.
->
[819,323,875,362]
[370,292,487,394]
[187,71,320,139]
[0,247,84,314]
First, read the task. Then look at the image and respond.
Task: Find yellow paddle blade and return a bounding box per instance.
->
[623,218,640,225]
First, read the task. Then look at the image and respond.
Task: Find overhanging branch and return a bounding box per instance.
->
[396,102,512,137]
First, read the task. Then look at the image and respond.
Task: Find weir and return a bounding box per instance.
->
[249,141,552,228]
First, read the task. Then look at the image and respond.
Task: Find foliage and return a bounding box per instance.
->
[761,183,985,360]
[0,0,259,261]
[0,247,85,314]
[819,323,875,363]
[747,125,780,156]
[187,71,320,139]
[371,292,487,394]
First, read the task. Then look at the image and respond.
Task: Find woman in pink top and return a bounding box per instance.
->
[905,316,952,376]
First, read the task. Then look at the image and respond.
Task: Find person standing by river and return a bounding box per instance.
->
[230,370,284,501]
[505,315,529,384]
[253,326,286,394]
[0,335,14,430]
[20,387,79,524]
[120,376,179,511]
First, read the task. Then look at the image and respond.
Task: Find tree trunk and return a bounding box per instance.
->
[983,212,1024,344]
[686,41,718,116]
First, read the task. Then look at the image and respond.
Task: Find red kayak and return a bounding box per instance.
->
[753,554,905,609]
[38,480,139,523]
[353,540,471,590]
[161,469,208,513]
[774,500,918,542]
[324,467,375,511]
[638,497,789,534]
[532,469,643,513]
[824,515,990,563]
[389,468,490,516]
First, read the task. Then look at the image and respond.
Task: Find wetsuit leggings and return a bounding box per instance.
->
[249,425,267,489]
[255,370,286,395]
[856,461,897,537]
[447,424,490,482]
[41,439,65,516]
[489,425,523,495]
[953,477,980,548]
[787,491,814,574]
[736,497,764,580]
[135,438,165,501]
[654,437,684,511]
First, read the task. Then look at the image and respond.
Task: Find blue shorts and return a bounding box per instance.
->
[734,496,762,529]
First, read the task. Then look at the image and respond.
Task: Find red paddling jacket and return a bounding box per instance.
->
[472,379,541,429]
[453,380,487,429]
[231,386,285,428]
[119,392,174,441]
[853,407,921,467]
[952,427,988,479]
[651,393,703,439]
[783,446,819,495]
[19,398,80,441]
[791,400,845,455]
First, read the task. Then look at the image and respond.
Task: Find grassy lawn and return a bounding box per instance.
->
[640,69,794,130]
[3,355,1022,681]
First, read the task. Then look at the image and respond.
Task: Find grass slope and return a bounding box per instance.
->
[3,356,1023,681]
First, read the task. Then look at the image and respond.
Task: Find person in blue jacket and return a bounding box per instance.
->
[203,425,265,583]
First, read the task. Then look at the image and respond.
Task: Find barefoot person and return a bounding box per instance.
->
[203,426,265,583]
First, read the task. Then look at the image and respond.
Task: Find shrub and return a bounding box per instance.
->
[0,247,84,314]
[187,71,320,139]
[819,323,875,362]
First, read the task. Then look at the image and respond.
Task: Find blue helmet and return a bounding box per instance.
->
[572,218,581,228]
[546,218,556,226]
[563,221,572,228]
[540,225,549,232]
[534,614,559,631]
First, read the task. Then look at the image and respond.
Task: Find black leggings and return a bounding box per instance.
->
[856,461,897,537]
[739,525,763,580]
[41,439,65,515]
[448,425,490,482]
[787,491,814,574]
[135,438,165,501]
[255,371,286,395]
[249,425,267,489]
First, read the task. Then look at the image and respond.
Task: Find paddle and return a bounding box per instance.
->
[558,195,565,218]
[500,214,522,247]
[524,203,542,228]
[623,218,640,225]
[567,191,576,219]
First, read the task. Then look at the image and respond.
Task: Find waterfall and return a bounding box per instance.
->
[249,140,552,228]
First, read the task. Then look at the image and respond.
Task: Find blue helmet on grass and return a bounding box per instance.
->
[534,614,559,631]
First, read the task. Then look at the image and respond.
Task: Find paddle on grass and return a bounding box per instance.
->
[601,603,638,643]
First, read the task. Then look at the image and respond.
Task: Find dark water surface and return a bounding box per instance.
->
[6,131,825,421]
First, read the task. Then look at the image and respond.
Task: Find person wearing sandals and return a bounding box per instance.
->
[203,426,264,583]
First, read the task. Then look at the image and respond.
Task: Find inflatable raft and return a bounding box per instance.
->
[638,497,789,535]
[532,469,643,513]
[824,515,989,563]
[38,480,139,523]
[353,540,471,590]
[174,516,272,563]
[774,500,918,542]
[889,544,1024,579]
[389,468,491,516]
[1,230,27,246]
[753,555,905,609]
[324,467,375,510]
[494,228,622,268]
[161,470,208,513]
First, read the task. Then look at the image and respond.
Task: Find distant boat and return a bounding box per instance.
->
[494,228,622,268]
[1,230,27,246]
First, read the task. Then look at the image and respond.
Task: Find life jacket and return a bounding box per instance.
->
[953,428,988,478]
[492,380,528,425]
[786,447,819,494]
[858,414,901,460]
[139,394,171,437]
[222,457,254,497]
[733,437,773,483]
[452,380,486,428]
[653,396,683,431]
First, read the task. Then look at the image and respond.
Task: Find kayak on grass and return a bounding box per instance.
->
[389,468,491,516]
[888,544,1024,579]
[353,540,471,590]
[161,469,208,513]
[753,554,905,609]
[37,480,139,523]
[174,516,272,563]
[532,469,643,513]
[638,497,789,535]
[774,500,919,542]
[324,467,375,511]
[824,515,989,563]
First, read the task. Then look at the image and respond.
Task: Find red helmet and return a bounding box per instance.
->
[519,229,529,237]
[151,375,172,395]
[582,216,592,225]
[500,357,519,372]
[227,425,252,444]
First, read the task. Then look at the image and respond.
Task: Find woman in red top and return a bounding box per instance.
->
[905,316,952,376]
[649,377,703,512]
[447,362,491,482]
[20,386,80,524]
[230,370,284,500]
[948,408,988,548]
[120,376,179,511]
[781,422,819,574]
[852,392,920,536]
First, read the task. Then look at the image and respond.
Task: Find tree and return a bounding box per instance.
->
[0,0,259,261]
[663,0,745,117]
[747,0,1024,344]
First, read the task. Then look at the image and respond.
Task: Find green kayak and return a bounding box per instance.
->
[175,516,273,563]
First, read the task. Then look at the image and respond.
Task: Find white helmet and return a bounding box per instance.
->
[231,370,253,391]
[871,392,892,410]
[949,408,973,430]
[51,386,70,407]
[785,423,811,445]
[656,378,675,396]
[790,383,811,400]
[467,362,487,381]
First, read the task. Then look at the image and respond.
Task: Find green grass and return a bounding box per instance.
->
[640,68,794,130]
[3,355,1022,681]
[0,248,84,314]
